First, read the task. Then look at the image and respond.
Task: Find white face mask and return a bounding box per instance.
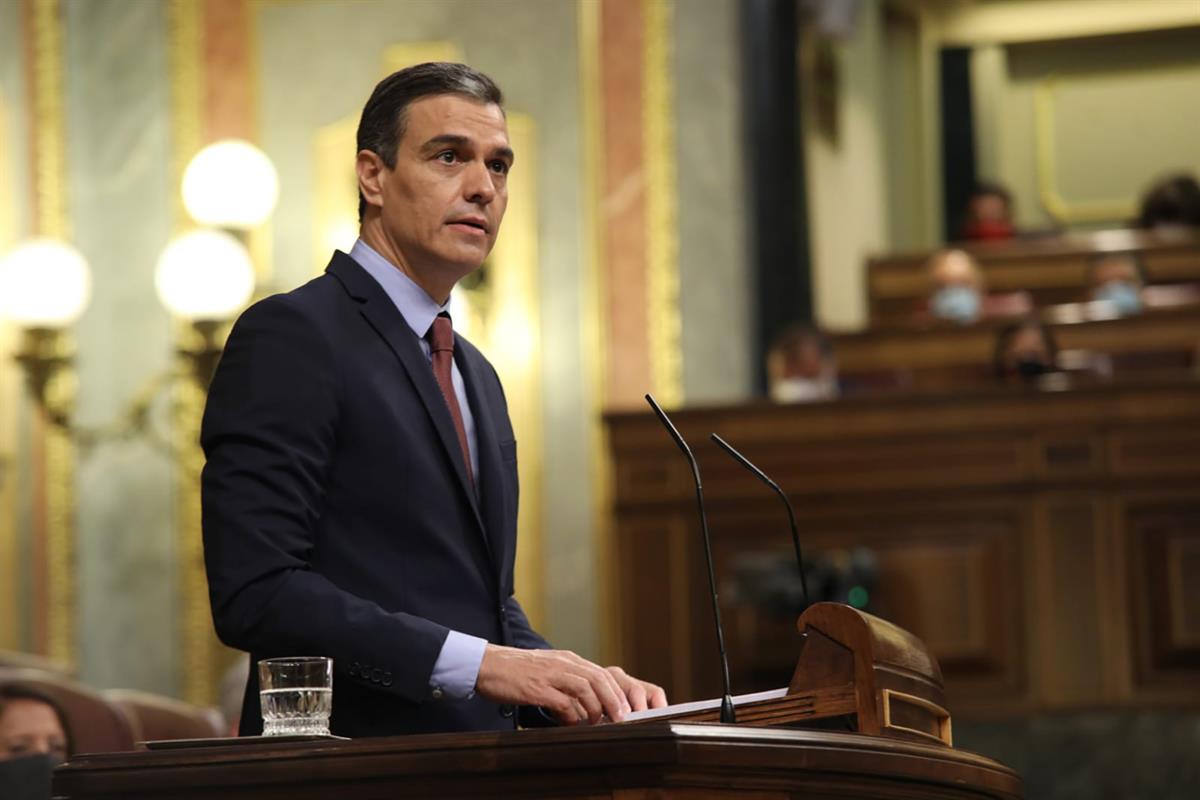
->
[771,377,838,404]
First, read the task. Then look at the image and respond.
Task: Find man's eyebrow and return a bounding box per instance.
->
[421,134,470,152]
[421,134,514,163]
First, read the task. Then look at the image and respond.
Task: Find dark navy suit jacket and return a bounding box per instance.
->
[201,251,550,737]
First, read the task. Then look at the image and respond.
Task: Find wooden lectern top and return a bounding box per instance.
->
[54,722,1022,799]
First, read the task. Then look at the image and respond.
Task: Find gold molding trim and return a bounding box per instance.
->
[169,0,202,232]
[168,0,217,705]
[1033,76,1137,225]
[0,85,19,650]
[30,0,67,241]
[642,0,682,406]
[28,0,75,665]
[579,0,618,664]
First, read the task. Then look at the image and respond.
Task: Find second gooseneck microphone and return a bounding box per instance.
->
[710,433,810,610]
[644,394,736,724]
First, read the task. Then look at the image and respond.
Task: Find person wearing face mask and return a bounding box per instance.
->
[958,181,1016,242]
[767,324,839,403]
[924,248,1030,326]
[926,249,985,325]
[1087,252,1146,317]
[993,318,1059,384]
[0,684,72,800]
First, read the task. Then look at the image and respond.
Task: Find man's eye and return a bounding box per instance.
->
[437,151,456,164]
[489,160,510,175]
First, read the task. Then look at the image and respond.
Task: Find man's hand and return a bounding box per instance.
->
[475,645,668,726]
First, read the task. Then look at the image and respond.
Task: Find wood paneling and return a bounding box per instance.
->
[834,305,1200,392]
[1124,496,1200,699]
[607,378,1200,718]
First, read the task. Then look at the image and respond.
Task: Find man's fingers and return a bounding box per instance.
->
[607,666,648,712]
[644,681,668,709]
[558,673,604,724]
[592,664,630,719]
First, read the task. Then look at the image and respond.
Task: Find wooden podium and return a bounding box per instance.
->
[52,603,1021,798]
[53,723,1020,799]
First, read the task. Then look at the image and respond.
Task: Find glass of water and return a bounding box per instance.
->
[258,656,333,736]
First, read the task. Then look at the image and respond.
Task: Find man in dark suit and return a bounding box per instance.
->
[201,62,666,737]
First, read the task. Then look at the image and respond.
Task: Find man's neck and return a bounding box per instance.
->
[358,222,453,305]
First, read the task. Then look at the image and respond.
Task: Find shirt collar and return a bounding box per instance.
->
[349,238,449,339]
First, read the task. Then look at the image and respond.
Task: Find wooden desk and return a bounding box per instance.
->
[53,723,1022,799]
[606,378,1200,718]
[833,305,1200,391]
[868,228,1200,325]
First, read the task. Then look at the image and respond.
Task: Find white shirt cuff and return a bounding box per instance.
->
[429,630,488,700]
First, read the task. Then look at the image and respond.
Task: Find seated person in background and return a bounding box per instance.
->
[0,685,71,800]
[767,324,839,403]
[1137,173,1200,230]
[1087,252,1146,316]
[0,684,70,763]
[959,180,1015,242]
[993,318,1058,384]
[925,249,1030,325]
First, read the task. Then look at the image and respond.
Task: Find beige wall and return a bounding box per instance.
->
[975,27,1200,230]
[804,1,890,331]
[804,0,1200,329]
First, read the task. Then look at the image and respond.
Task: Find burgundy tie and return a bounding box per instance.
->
[428,314,474,487]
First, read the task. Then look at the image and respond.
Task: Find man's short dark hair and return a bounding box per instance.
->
[356,62,504,221]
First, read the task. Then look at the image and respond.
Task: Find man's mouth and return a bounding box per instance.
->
[448,218,489,234]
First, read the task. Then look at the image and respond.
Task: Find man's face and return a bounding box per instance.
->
[368,95,511,288]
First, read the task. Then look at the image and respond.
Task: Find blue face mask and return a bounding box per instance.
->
[1095,282,1142,316]
[931,285,981,324]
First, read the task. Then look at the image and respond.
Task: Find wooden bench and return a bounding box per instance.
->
[867,228,1200,326]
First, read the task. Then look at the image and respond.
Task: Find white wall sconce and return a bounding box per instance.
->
[1,140,276,451]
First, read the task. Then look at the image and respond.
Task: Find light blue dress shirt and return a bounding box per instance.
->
[349,239,488,700]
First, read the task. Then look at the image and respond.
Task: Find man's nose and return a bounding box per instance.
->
[463,161,496,205]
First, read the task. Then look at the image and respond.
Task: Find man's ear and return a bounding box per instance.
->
[356,149,386,211]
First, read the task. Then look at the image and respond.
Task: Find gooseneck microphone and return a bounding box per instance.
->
[644,394,736,724]
[710,433,810,610]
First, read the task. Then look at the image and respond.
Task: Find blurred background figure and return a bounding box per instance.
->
[0,684,72,800]
[1137,173,1200,231]
[1087,252,1146,316]
[927,249,985,324]
[993,318,1058,384]
[766,324,839,403]
[926,249,1031,325]
[958,180,1016,242]
[0,685,70,765]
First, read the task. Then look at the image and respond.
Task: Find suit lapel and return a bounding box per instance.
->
[456,347,508,574]
[326,254,492,561]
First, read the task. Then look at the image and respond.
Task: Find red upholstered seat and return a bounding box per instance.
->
[104,689,225,743]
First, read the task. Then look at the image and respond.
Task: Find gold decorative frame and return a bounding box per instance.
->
[1033,76,1137,225]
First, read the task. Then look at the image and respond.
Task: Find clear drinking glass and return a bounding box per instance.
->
[258,656,333,736]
